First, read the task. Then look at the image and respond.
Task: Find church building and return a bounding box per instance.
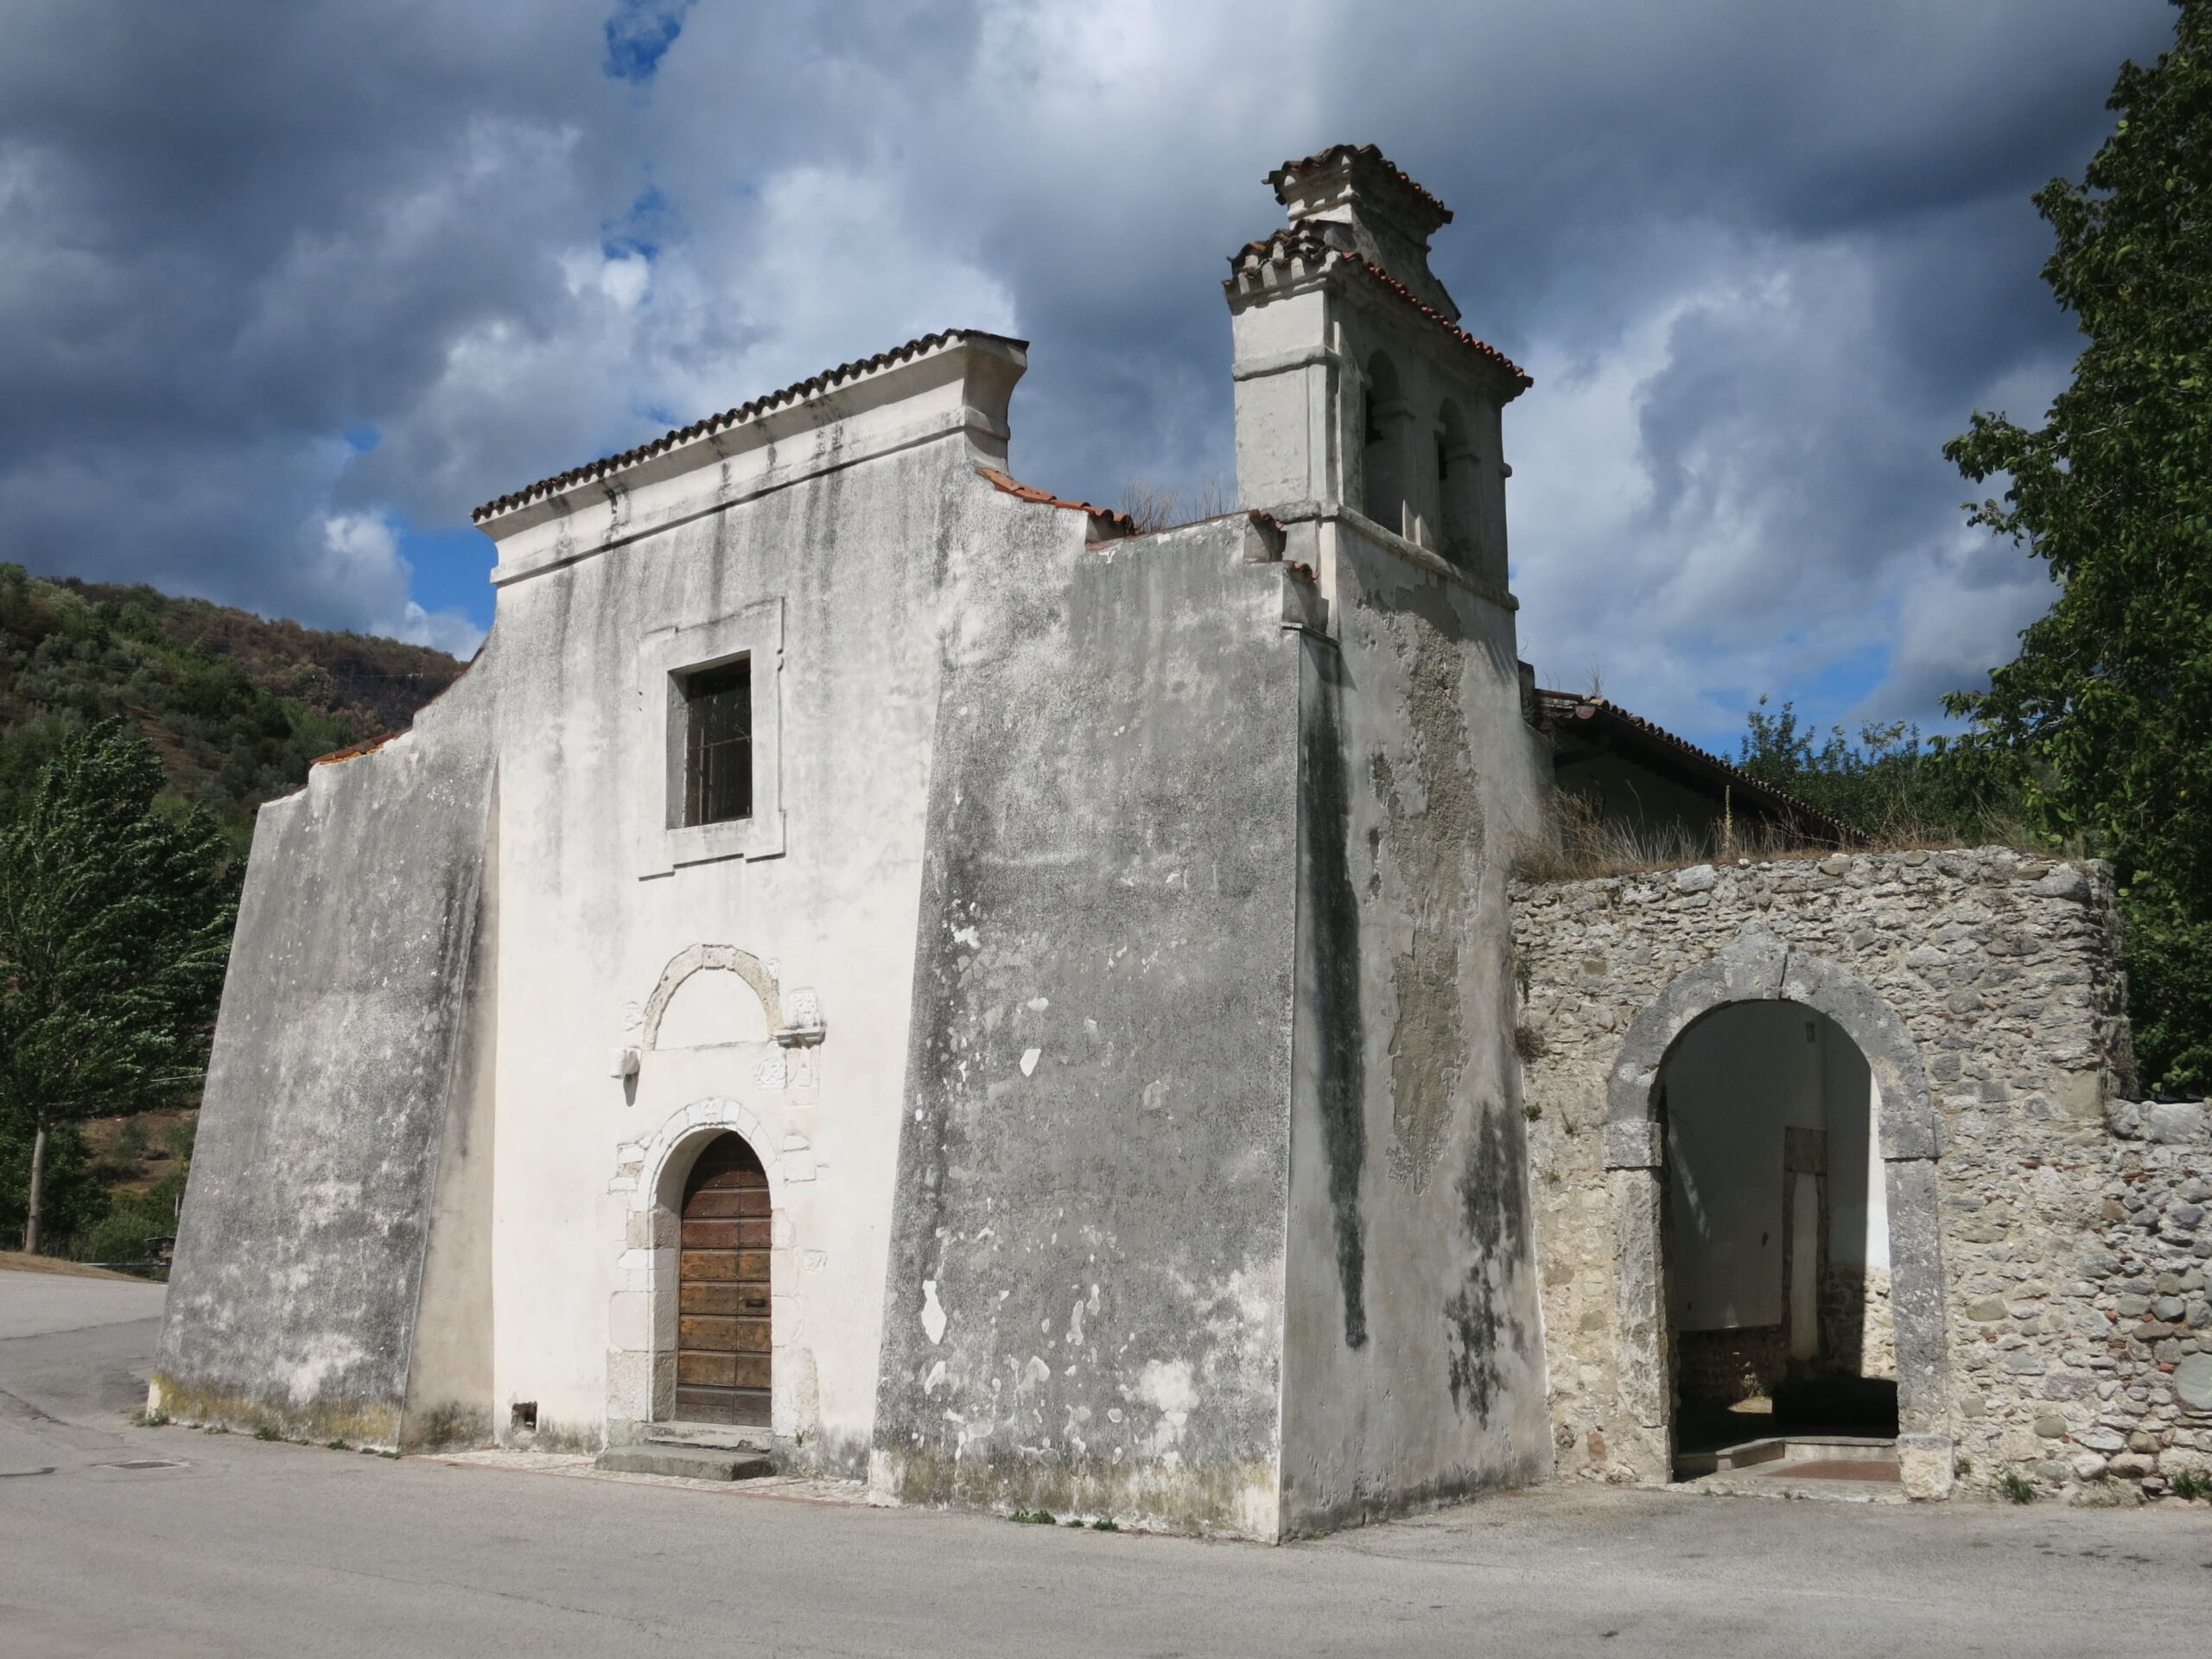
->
[154,146,2209,1535]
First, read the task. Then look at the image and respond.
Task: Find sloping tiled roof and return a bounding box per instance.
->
[471,329,1027,524]
[1535,689,1853,843]
[1265,143,1452,223]
[975,467,1136,540]
[1229,228,1531,396]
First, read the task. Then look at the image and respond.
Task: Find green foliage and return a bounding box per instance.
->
[0,721,237,1246]
[0,1117,104,1247]
[2170,1468,2211,1500]
[0,567,461,1248]
[1007,1510,1057,1525]
[1734,699,2025,843]
[73,1164,188,1266]
[1942,3,2212,1094]
[1997,1470,2037,1504]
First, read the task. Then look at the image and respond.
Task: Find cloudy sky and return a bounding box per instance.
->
[0,0,2177,750]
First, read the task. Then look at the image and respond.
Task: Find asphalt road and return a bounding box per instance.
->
[3,1267,2207,1658]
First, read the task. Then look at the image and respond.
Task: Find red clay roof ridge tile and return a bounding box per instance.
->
[1266,143,1452,223]
[310,732,398,769]
[1230,228,1531,395]
[472,328,1028,524]
[975,467,1136,539]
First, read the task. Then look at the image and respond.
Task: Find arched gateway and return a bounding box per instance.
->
[1602,925,1953,1491]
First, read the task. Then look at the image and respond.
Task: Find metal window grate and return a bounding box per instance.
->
[683,659,753,826]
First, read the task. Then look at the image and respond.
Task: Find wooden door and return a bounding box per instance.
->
[676,1135,771,1425]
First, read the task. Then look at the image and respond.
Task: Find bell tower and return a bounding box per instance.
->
[1224,143,1529,594]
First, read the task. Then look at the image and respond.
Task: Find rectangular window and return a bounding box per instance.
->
[682,658,753,826]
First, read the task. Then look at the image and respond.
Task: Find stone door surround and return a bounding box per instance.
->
[1601,924,1955,1497]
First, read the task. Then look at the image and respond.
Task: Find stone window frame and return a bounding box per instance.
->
[635,598,785,877]
[1601,924,1955,1497]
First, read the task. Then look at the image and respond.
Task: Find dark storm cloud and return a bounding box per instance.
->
[0,0,2179,719]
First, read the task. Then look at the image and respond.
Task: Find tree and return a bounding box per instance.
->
[1944,0,2212,1092]
[1734,698,2022,842]
[0,721,235,1251]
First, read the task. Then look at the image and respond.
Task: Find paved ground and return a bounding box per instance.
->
[3,1268,2208,1658]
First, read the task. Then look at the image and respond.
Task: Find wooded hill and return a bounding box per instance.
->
[0,563,467,1260]
[0,563,466,847]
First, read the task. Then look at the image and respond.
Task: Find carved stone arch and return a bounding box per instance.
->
[643,944,784,1050]
[1601,923,1953,1495]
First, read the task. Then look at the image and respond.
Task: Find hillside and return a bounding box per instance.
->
[0,563,469,1261]
[0,563,467,846]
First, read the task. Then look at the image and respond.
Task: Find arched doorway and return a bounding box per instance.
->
[675,1133,772,1426]
[1658,1001,1897,1478]
[1602,925,1952,1497]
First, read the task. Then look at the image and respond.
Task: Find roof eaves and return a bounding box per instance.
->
[471,328,1028,524]
[1227,229,1531,396]
[1535,690,1853,843]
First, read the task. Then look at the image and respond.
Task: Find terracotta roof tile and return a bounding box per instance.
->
[975,467,1136,539]
[1228,228,1531,396]
[1534,690,1853,843]
[471,329,1027,524]
[310,732,397,768]
[1266,143,1452,223]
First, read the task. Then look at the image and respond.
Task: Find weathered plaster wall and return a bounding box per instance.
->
[481,421,1008,1468]
[1276,522,1554,1534]
[154,684,496,1446]
[1509,848,2212,1504]
[870,516,1306,1540]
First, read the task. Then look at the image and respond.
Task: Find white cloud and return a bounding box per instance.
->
[315,513,485,658]
[0,0,2174,714]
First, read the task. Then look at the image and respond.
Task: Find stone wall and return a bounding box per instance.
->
[1510,847,2212,1503]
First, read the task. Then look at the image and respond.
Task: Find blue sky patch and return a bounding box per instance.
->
[602,1,692,84]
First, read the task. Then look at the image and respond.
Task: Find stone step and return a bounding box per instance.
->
[637,1420,772,1453]
[594,1443,774,1482]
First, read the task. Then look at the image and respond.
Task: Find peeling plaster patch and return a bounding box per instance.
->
[951,925,981,948]
[1373,625,1483,1192]
[921,1281,949,1344]
[924,1359,948,1395]
[1020,1046,1041,1077]
[1027,996,1049,1011]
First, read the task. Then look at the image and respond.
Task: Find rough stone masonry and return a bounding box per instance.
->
[1514,846,2212,1504]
